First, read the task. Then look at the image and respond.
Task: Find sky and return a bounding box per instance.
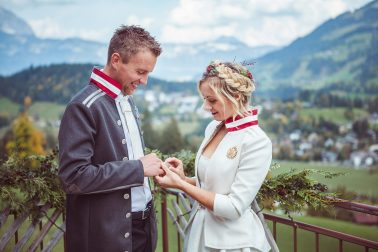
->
[0,0,373,47]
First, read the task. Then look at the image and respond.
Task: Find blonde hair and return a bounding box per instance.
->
[199,60,255,117]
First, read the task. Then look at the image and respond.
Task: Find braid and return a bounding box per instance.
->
[212,62,255,94]
[199,60,257,116]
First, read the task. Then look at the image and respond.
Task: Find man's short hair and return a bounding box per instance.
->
[107,25,162,64]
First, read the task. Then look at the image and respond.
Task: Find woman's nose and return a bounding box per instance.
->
[203,102,211,111]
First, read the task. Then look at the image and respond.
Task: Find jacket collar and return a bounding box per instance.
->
[225,109,258,132]
[89,67,123,99]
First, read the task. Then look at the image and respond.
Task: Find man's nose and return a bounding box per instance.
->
[139,76,148,85]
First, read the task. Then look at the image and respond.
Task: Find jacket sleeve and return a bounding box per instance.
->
[213,130,272,219]
[58,102,144,195]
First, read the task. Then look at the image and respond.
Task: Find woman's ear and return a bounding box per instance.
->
[234,93,241,101]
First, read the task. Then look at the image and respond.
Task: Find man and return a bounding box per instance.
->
[58,25,164,252]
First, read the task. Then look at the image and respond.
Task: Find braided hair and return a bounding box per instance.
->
[199,60,255,117]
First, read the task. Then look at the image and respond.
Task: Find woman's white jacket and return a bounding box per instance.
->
[187,120,272,251]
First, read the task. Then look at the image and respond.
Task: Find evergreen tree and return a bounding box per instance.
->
[141,109,160,150]
[159,118,185,154]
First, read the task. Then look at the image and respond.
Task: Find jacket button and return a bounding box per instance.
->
[123,157,128,161]
[117,120,122,126]
[124,232,130,238]
[123,193,130,200]
[126,212,131,218]
[122,139,126,144]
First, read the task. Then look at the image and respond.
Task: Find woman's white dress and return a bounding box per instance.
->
[184,155,262,252]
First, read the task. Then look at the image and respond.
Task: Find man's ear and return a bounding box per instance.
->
[110,53,122,71]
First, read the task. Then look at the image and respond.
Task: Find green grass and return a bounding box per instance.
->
[28,102,66,121]
[274,161,378,198]
[298,107,369,125]
[0,97,20,117]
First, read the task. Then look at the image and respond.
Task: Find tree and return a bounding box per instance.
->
[5,112,46,167]
[159,118,185,154]
[141,109,161,150]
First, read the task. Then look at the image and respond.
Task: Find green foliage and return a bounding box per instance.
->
[5,112,46,167]
[258,162,342,215]
[159,118,186,154]
[148,149,341,215]
[0,149,64,220]
[142,116,187,154]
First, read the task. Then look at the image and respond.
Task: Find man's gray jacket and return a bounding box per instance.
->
[58,68,157,252]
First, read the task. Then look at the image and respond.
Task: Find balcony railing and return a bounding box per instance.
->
[1,192,377,251]
[160,189,378,252]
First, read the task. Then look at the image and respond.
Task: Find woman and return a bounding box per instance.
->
[155,60,272,252]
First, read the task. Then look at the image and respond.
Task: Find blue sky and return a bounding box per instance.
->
[0,0,373,47]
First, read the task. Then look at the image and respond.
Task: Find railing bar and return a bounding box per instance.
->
[161,192,169,252]
[273,221,276,240]
[263,214,378,249]
[14,205,51,252]
[316,233,319,252]
[14,220,39,252]
[293,226,297,252]
[41,222,66,252]
[339,239,343,252]
[0,211,28,251]
[176,195,181,252]
[0,207,10,229]
[14,213,19,245]
[39,220,43,250]
[27,209,61,252]
[332,199,378,216]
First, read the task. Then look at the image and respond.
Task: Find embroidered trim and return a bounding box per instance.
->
[225,109,258,132]
[89,68,122,99]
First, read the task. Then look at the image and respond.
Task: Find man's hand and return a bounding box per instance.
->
[140,153,165,177]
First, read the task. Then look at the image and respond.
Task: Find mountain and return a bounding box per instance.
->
[154,37,278,81]
[0,7,106,76]
[0,7,34,36]
[253,0,378,98]
[0,64,197,104]
[0,7,277,80]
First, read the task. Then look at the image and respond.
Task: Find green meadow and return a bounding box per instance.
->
[274,161,378,198]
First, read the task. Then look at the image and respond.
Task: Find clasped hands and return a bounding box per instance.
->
[140,153,185,189]
[156,157,186,189]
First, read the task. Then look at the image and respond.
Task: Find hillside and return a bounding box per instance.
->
[254,0,378,97]
[0,64,197,104]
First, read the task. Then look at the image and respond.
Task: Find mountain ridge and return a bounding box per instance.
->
[253,0,378,95]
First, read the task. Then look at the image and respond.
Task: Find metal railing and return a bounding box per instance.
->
[160,189,378,252]
[1,192,377,252]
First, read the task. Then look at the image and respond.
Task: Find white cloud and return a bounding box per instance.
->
[2,0,372,47]
[29,18,68,38]
[126,15,155,29]
[161,0,370,46]
[28,17,108,42]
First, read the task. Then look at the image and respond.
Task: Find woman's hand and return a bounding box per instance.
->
[155,163,184,189]
[165,157,185,180]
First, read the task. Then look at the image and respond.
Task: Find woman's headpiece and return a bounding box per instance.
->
[203,60,254,81]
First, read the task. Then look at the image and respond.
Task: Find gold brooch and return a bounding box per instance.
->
[227,147,238,159]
